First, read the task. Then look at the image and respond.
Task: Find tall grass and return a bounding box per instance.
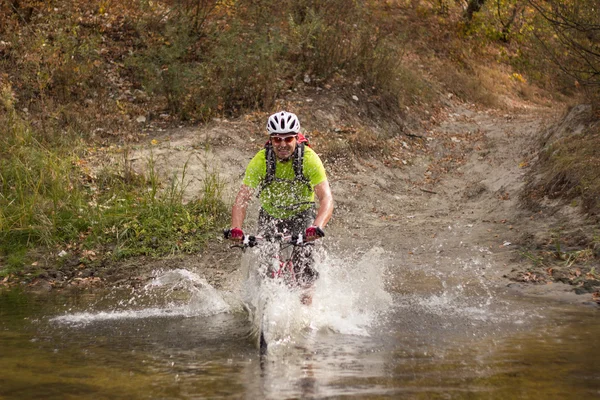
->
[0,85,227,271]
[0,86,87,253]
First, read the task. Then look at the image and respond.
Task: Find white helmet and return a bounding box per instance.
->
[266,111,300,135]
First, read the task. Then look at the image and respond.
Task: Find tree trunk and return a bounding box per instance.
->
[464,0,486,21]
[500,3,525,42]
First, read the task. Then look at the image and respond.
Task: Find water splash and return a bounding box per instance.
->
[311,247,393,334]
[393,253,536,327]
[51,269,230,326]
[51,246,394,345]
[235,246,393,351]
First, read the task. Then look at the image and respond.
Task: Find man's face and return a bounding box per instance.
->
[271,134,297,161]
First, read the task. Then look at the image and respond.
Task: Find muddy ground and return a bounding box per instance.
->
[13,94,600,307]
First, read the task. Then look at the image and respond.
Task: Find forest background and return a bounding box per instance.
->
[1,0,599,288]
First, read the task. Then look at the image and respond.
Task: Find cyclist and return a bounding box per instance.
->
[228,111,334,297]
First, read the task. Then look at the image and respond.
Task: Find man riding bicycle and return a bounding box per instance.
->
[228,111,334,293]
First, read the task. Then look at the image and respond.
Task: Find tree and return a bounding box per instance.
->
[496,0,527,42]
[527,0,600,91]
[465,0,486,21]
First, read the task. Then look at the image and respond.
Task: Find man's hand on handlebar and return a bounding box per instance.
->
[304,226,325,242]
[224,227,244,241]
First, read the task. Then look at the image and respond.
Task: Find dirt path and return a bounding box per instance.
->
[326,102,596,304]
[127,100,596,306]
[324,105,538,288]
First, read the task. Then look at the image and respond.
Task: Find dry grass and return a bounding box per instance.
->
[435,64,500,107]
[526,120,600,217]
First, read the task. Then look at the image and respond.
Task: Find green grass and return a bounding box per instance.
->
[0,86,228,273]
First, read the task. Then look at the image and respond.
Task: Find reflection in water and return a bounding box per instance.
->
[1,246,600,399]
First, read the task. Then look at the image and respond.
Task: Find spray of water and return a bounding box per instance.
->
[234,245,393,351]
[51,269,230,325]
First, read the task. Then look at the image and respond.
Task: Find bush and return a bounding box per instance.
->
[126,0,417,121]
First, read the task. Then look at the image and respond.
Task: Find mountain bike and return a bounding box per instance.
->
[224,228,323,355]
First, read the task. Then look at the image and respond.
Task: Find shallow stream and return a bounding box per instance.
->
[1,248,599,399]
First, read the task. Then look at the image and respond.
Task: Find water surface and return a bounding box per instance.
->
[1,249,599,399]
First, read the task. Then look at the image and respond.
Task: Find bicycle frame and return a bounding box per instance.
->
[230,232,307,288]
[223,229,321,355]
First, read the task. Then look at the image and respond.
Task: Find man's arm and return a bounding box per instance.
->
[231,184,254,229]
[313,180,333,229]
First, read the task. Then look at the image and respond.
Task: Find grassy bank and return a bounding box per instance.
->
[0,86,228,277]
[537,127,600,216]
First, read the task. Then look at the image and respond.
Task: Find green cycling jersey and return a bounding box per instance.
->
[242,146,327,219]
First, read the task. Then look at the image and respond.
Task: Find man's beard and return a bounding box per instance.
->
[275,148,294,162]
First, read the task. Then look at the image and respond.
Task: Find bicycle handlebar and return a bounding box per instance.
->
[223,228,324,248]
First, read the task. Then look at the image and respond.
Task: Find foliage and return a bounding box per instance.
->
[0,84,228,271]
[526,0,600,105]
[422,0,599,105]
[2,0,596,124]
[1,0,419,126]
